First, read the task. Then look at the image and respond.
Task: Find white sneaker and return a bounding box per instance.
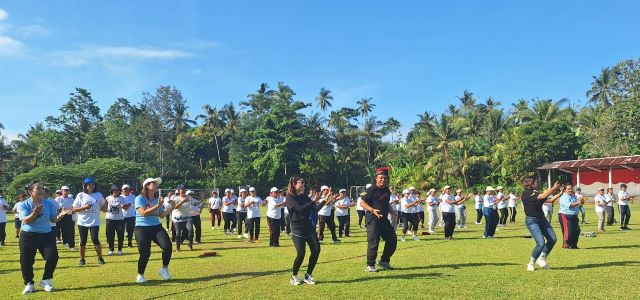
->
[536,257,550,269]
[212,226,215,230]
[69,248,75,251]
[412,235,420,241]
[428,230,435,234]
[290,275,302,286]
[39,279,54,292]
[527,263,535,271]
[303,273,316,285]
[23,283,35,294]
[158,267,172,280]
[136,274,147,283]
[243,233,249,239]
[400,236,406,242]
[117,250,124,256]
[107,251,114,256]
[217,226,221,229]
[238,235,242,239]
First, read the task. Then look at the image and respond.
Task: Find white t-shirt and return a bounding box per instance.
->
[356,197,364,211]
[618,190,629,206]
[335,197,351,217]
[0,197,8,223]
[105,195,125,220]
[414,196,424,212]
[483,194,495,209]
[172,196,194,222]
[246,196,263,218]
[427,195,439,210]
[474,195,483,209]
[73,192,105,227]
[400,196,415,213]
[389,194,400,211]
[604,193,615,207]
[13,202,21,218]
[496,192,507,209]
[221,196,236,213]
[190,198,203,217]
[56,195,76,221]
[454,195,465,209]
[209,197,221,210]
[318,196,334,217]
[121,194,136,218]
[266,196,283,219]
[236,197,248,213]
[508,193,518,208]
[440,194,455,213]
[594,194,606,213]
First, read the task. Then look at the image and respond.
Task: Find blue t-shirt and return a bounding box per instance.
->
[559,193,579,215]
[135,195,163,227]
[18,199,58,233]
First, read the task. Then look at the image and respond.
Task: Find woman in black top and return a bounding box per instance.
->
[284,176,327,286]
[522,177,561,271]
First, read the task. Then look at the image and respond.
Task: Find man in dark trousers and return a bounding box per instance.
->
[360,166,397,272]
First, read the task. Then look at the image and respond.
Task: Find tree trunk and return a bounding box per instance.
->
[214,134,221,164]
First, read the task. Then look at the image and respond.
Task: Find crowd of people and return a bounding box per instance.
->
[0,170,635,294]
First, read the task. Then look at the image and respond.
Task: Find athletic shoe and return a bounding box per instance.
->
[536,257,550,270]
[318,239,324,243]
[22,283,35,294]
[98,257,105,265]
[411,235,419,241]
[107,251,114,256]
[527,263,535,271]
[462,226,467,228]
[332,239,341,243]
[39,279,54,292]
[69,248,75,251]
[238,235,243,239]
[212,226,215,230]
[217,226,221,229]
[243,233,250,239]
[475,222,482,225]
[136,274,146,283]
[303,273,316,284]
[365,265,377,272]
[79,258,86,266]
[63,243,68,248]
[56,239,61,244]
[400,236,406,242]
[428,230,435,234]
[117,250,124,256]
[377,261,394,270]
[290,275,302,285]
[158,267,172,280]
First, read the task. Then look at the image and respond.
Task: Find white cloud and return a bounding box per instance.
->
[0,8,8,21]
[16,24,49,37]
[0,35,23,56]
[51,45,191,66]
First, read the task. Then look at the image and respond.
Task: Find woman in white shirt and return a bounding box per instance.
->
[426,189,439,233]
[221,189,236,235]
[441,186,465,240]
[335,189,352,238]
[317,186,340,243]
[72,177,107,266]
[236,189,249,239]
[12,193,26,238]
[594,187,606,232]
[356,184,372,228]
[208,191,222,230]
[105,185,126,256]
[508,190,519,224]
[482,186,497,238]
[605,188,615,226]
[618,184,634,230]
[245,187,263,243]
[400,189,420,241]
[474,191,483,224]
[454,189,468,229]
[120,184,136,248]
[172,184,194,251]
[266,187,285,246]
[188,191,203,244]
[496,186,508,226]
[388,187,400,231]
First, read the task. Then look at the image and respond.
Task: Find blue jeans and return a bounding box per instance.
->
[483,208,497,237]
[526,216,557,259]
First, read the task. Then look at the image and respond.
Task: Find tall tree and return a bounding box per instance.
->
[315,87,333,115]
[586,68,616,107]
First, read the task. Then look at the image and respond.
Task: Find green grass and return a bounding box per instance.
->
[1,204,639,299]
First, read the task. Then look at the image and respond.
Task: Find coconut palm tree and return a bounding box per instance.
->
[357,98,375,119]
[315,88,333,114]
[510,99,533,125]
[586,68,616,107]
[196,105,224,163]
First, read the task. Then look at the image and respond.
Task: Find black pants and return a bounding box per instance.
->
[559,213,580,248]
[174,220,193,249]
[57,215,75,248]
[402,212,418,235]
[318,213,337,241]
[19,231,58,285]
[509,207,517,223]
[223,212,235,233]
[366,215,397,266]
[620,205,631,227]
[280,208,286,232]
[417,211,425,226]
[247,217,261,240]
[0,222,6,245]
[442,212,456,238]
[124,217,135,246]
[192,215,202,242]
[78,225,100,246]
[285,213,292,234]
[606,206,615,225]
[55,222,62,241]
[105,219,125,251]
[134,225,172,275]
[337,215,350,237]
[499,208,508,225]
[357,210,365,226]
[236,211,247,234]
[165,215,171,230]
[476,208,483,223]
[267,217,281,246]
[292,233,321,276]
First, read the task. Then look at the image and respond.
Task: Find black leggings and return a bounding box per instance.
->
[223,212,235,233]
[509,207,517,223]
[134,225,172,275]
[292,233,321,276]
[476,208,483,223]
[357,210,365,226]
[267,217,281,246]
[19,231,58,285]
[418,211,425,226]
[236,211,247,234]
[318,214,337,241]
[247,217,260,240]
[174,220,193,249]
[499,208,508,225]
[402,213,418,235]
[57,215,75,248]
[125,217,135,245]
[337,215,350,237]
[78,225,100,246]
[192,215,202,242]
[442,212,456,238]
[106,219,125,251]
[0,222,6,244]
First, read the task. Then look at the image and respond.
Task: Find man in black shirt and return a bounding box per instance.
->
[360,166,397,272]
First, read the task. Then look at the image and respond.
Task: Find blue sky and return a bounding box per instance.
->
[1,1,640,142]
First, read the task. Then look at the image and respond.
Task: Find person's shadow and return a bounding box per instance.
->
[554,260,640,270]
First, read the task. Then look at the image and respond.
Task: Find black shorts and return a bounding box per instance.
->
[15,218,21,229]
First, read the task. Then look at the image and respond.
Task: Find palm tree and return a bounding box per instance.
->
[196,105,224,163]
[586,68,616,107]
[457,90,476,114]
[531,98,569,122]
[425,114,463,182]
[357,98,375,119]
[304,112,326,128]
[362,116,383,165]
[315,88,333,114]
[221,102,241,136]
[510,99,533,125]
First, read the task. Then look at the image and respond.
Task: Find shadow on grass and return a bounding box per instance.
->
[396,262,518,271]
[321,272,445,283]
[586,244,640,250]
[555,260,640,270]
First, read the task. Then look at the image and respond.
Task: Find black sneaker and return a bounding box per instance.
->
[79,258,86,266]
[377,261,394,270]
[98,257,105,265]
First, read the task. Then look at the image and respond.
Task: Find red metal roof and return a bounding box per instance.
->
[537,155,640,170]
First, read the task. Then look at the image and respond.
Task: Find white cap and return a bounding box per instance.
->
[55,190,61,194]
[230,189,235,194]
[320,185,329,191]
[486,186,496,192]
[456,189,463,193]
[270,187,279,193]
[408,186,415,191]
[339,189,347,193]
[428,188,436,193]
[239,188,247,193]
[598,187,605,191]
[186,190,194,195]
[249,187,256,192]
[224,188,230,193]
[443,185,451,190]
[61,186,70,190]
[365,184,372,189]
[122,184,131,189]
[496,186,504,190]
[402,189,410,194]
[142,177,162,187]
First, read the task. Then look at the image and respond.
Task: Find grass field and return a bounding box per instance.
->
[1,204,639,299]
